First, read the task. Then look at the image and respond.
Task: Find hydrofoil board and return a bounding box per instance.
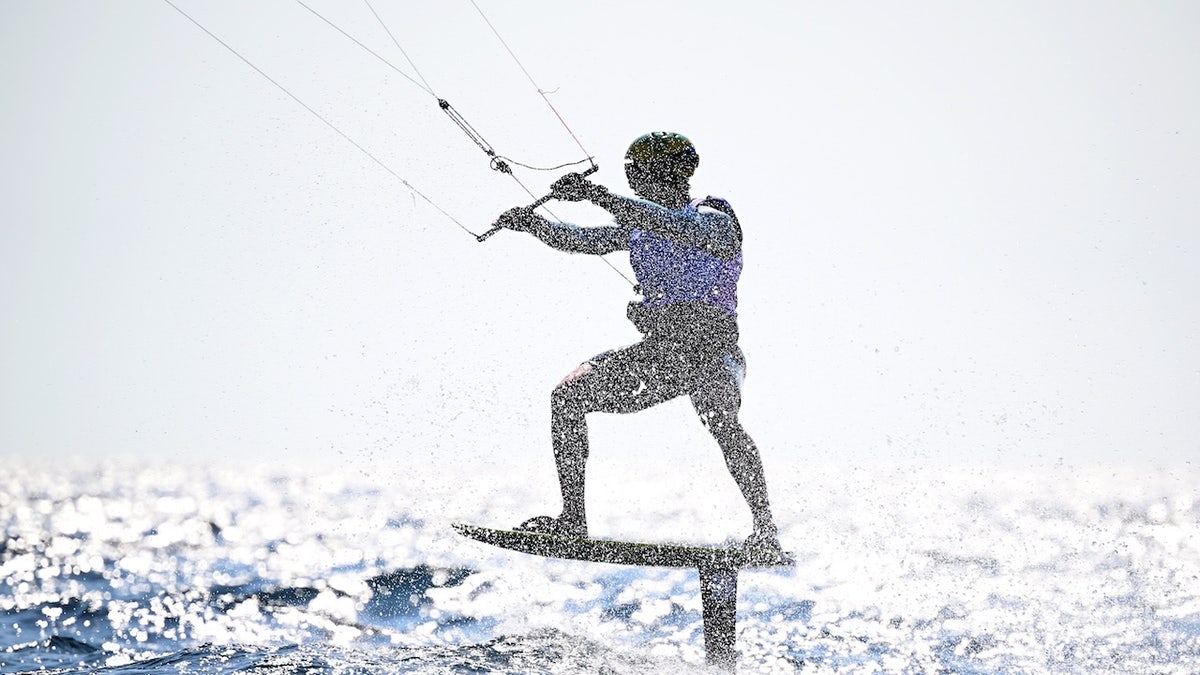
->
[453,523,793,569]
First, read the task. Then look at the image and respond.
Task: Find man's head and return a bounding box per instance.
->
[624,132,698,204]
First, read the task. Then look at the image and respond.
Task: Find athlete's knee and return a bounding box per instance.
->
[552,363,594,414]
[691,381,742,431]
[551,381,588,419]
[557,361,593,387]
[697,406,740,436]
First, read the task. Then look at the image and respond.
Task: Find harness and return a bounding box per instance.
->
[628,197,743,317]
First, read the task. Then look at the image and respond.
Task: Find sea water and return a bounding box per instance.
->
[1,455,1197,673]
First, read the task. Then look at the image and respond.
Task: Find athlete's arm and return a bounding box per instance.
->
[593,192,741,259]
[550,173,741,259]
[495,206,628,255]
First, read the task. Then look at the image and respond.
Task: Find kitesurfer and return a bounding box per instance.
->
[494,132,780,552]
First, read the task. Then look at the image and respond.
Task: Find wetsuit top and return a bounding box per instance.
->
[629,200,742,317]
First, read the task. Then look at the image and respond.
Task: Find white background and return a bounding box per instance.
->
[3,1,1197,483]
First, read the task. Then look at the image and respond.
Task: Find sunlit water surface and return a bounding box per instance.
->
[1,456,1197,673]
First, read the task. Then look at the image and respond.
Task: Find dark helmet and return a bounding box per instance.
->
[624,131,699,180]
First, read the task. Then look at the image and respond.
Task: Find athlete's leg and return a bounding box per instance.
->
[549,362,595,531]
[544,341,690,533]
[690,348,779,544]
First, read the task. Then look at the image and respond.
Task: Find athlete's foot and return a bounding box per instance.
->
[515,515,588,538]
[743,522,782,555]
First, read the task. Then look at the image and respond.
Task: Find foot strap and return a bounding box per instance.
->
[516,515,587,538]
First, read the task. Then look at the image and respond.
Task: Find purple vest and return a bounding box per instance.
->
[628,204,742,317]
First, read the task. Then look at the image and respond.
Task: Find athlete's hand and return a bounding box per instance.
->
[549,172,605,202]
[495,206,541,233]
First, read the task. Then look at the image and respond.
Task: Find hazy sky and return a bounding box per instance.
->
[2,1,1197,473]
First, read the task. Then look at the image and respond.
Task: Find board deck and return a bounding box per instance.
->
[453,523,794,569]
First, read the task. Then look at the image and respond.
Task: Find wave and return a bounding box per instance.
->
[4,631,697,675]
[2,458,1198,673]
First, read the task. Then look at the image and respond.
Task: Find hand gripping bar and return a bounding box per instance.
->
[476,164,599,242]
